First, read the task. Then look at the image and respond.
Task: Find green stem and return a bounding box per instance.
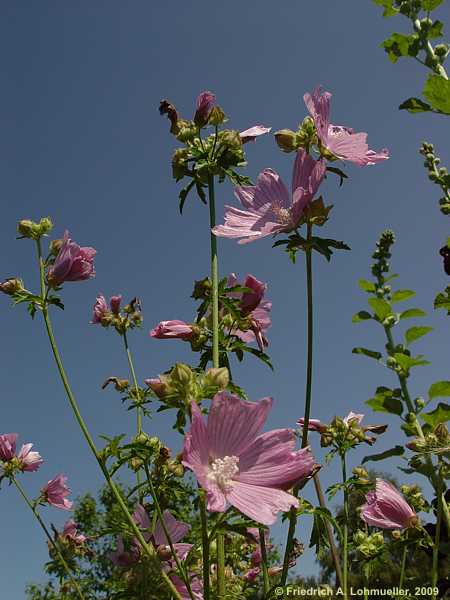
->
[216,532,226,599]
[12,477,86,600]
[431,471,443,599]
[280,223,343,587]
[398,543,407,595]
[143,464,197,600]
[35,244,182,600]
[208,174,219,370]
[413,18,448,79]
[122,331,143,497]
[259,527,270,595]
[341,453,349,600]
[199,494,211,600]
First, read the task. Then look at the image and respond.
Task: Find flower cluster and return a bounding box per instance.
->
[92,294,143,333]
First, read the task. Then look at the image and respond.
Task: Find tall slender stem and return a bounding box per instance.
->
[12,477,86,600]
[123,331,143,496]
[208,174,225,598]
[280,223,342,587]
[199,494,211,600]
[259,527,270,595]
[35,243,182,600]
[398,543,407,595]
[431,470,443,599]
[341,452,349,600]
[143,464,197,600]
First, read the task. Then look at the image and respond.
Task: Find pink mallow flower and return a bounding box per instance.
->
[297,418,328,433]
[47,231,96,285]
[91,294,122,324]
[361,479,418,530]
[0,433,18,462]
[304,86,389,166]
[61,520,87,545]
[183,392,315,525]
[194,90,216,125]
[42,474,73,510]
[17,443,43,472]
[212,149,325,244]
[227,274,272,351]
[171,574,204,600]
[150,320,194,340]
[240,125,271,143]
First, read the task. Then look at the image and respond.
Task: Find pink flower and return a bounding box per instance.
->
[17,443,43,472]
[244,567,261,582]
[153,509,193,564]
[212,150,326,244]
[183,392,315,525]
[246,527,272,566]
[0,433,18,462]
[109,295,122,314]
[47,231,96,285]
[227,274,272,351]
[171,574,204,600]
[361,479,417,529]
[42,474,73,510]
[109,538,140,567]
[304,86,389,166]
[150,320,194,340]
[343,411,364,426]
[61,520,87,544]
[297,418,327,433]
[194,90,216,125]
[91,294,122,324]
[240,125,271,143]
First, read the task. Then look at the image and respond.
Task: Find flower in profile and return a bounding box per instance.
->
[0,433,18,462]
[150,320,194,340]
[91,294,123,324]
[61,520,87,545]
[361,479,418,529]
[304,86,389,166]
[240,125,271,143]
[153,509,192,563]
[227,274,272,351]
[296,418,328,433]
[42,474,73,510]
[440,245,450,275]
[17,443,43,472]
[183,392,315,525]
[212,149,326,244]
[343,411,364,426]
[47,231,96,286]
[194,90,216,126]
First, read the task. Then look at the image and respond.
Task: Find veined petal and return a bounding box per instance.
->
[182,402,209,480]
[254,169,291,210]
[153,510,190,546]
[207,393,272,458]
[304,86,331,145]
[227,481,298,525]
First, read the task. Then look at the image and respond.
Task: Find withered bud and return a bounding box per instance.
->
[49,238,64,255]
[208,105,226,126]
[274,129,298,153]
[0,278,24,295]
[159,99,180,135]
[157,544,172,561]
[101,376,129,392]
[159,446,171,461]
[192,277,211,299]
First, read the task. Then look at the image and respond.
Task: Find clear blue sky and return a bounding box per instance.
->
[1,1,449,597]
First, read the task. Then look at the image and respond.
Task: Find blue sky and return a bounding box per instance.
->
[1,1,449,597]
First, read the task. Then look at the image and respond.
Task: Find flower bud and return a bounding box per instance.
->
[39,217,53,235]
[204,367,229,389]
[17,219,37,239]
[415,397,425,410]
[391,529,402,540]
[49,238,64,255]
[274,129,298,153]
[157,544,172,561]
[0,278,24,296]
[172,363,193,386]
[194,91,216,127]
[208,105,226,126]
[192,277,211,299]
[353,466,369,479]
[101,377,129,392]
[134,432,150,445]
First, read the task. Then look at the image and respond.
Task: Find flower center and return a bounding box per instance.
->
[207,455,239,492]
[271,204,292,225]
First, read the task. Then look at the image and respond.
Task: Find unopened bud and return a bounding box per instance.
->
[49,238,64,255]
[391,530,402,540]
[0,278,24,296]
[157,544,172,561]
[274,129,298,153]
[172,363,193,385]
[101,376,129,392]
[204,367,229,389]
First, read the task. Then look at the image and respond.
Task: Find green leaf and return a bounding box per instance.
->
[394,353,431,369]
[423,0,444,10]
[428,380,450,400]
[366,387,403,415]
[421,402,450,427]
[428,20,444,39]
[400,308,427,320]
[368,297,392,320]
[362,445,404,464]
[391,289,415,304]
[358,279,376,292]
[382,33,420,63]
[423,74,450,115]
[178,179,196,214]
[399,97,433,113]
[373,0,399,17]
[352,347,382,360]
[434,286,450,314]
[311,236,351,261]
[405,326,433,345]
[352,310,373,323]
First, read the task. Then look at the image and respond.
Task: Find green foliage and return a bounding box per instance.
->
[404,325,433,344]
[434,285,450,314]
[423,74,450,114]
[361,445,405,464]
[382,32,420,62]
[429,380,450,399]
[366,386,403,415]
[399,96,433,112]
[421,402,450,426]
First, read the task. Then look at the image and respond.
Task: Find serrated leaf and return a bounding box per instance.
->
[428,380,450,400]
[352,347,382,360]
[434,286,450,314]
[368,297,392,320]
[373,0,399,17]
[423,74,450,115]
[391,289,415,304]
[366,390,403,415]
[399,97,433,113]
[352,310,373,323]
[400,308,427,320]
[421,402,450,427]
[405,326,433,345]
[358,279,376,292]
[382,32,420,63]
[178,179,196,214]
[362,445,404,464]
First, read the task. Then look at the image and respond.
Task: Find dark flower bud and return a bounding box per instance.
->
[274,129,298,153]
[194,91,216,127]
[159,99,180,135]
[439,245,450,275]
[0,278,24,295]
[208,105,226,126]
[49,238,64,256]
[192,277,211,299]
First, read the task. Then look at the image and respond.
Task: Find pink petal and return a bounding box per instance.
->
[182,402,210,483]
[227,481,298,525]
[153,510,191,546]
